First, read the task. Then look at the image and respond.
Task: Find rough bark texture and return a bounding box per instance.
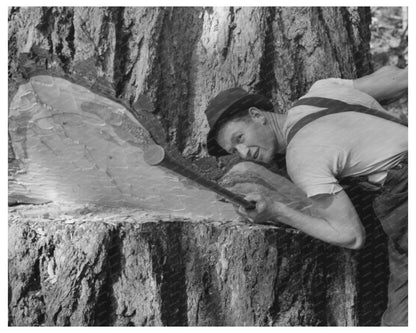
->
[8,6,385,327]
[9,201,358,326]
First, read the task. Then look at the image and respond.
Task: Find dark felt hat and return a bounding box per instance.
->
[205,87,273,156]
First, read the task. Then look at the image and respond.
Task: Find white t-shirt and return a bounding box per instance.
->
[283,78,408,198]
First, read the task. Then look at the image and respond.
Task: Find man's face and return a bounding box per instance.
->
[215,109,278,163]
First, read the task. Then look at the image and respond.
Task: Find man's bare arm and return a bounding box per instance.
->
[353,65,408,103]
[241,190,365,249]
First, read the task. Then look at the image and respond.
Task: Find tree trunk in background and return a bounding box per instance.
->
[8,7,372,158]
[8,7,387,326]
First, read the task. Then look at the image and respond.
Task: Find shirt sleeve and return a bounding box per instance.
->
[286,144,346,198]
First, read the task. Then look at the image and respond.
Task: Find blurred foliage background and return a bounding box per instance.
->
[370,7,408,117]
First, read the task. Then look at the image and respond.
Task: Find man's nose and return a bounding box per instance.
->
[235,144,249,159]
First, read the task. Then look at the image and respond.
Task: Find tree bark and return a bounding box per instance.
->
[8,6,385,326]
[8,7,372,157]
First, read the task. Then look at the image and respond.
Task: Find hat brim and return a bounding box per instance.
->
[206,94,273,157]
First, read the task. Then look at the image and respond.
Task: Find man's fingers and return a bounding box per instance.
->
[244,192,262,202]
[235,192,267,224]
[237,205,254,223]
[257,200,267,212]
[237,205,245,215]
[244,192,270,214]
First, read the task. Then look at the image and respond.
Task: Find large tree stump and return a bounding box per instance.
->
[8,199,358,326]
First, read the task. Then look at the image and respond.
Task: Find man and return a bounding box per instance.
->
[204,65,408,326]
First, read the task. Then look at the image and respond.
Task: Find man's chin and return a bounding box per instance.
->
[261,151,275,164]
[254,153,274,167]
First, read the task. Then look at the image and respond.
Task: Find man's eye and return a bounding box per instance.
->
[237,134,243,143]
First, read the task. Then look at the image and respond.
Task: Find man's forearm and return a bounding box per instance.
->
[353,66,408,103]
[270,202,364,249]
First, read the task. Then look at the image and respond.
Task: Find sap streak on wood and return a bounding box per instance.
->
[8,75,236,220]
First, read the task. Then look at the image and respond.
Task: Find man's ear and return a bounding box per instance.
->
[248,107,266,124]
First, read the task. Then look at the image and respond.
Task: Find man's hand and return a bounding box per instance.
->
[237,192,281,224]
[236,190,366,250]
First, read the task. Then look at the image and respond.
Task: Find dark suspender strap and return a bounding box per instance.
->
[287,97,408,145]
